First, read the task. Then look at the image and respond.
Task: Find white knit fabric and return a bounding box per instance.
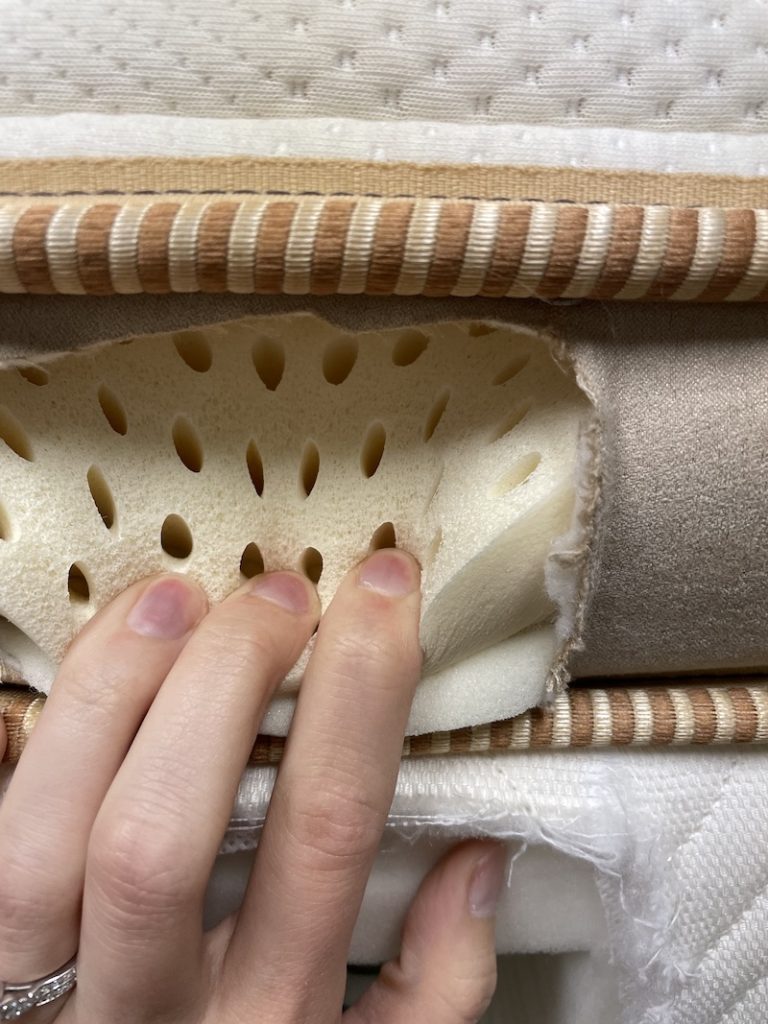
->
[2,0,767,130]
[3,0,768,172]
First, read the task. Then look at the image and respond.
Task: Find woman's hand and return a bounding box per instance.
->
[0,550,505,1023]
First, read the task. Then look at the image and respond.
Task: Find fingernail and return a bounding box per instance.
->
[358,550,418,597]
[249,572,311,614]
[127,577,203,640]
[468,844,508,919]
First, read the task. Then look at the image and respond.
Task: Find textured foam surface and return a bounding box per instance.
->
[1,0,766,131]
[0,314,587,731]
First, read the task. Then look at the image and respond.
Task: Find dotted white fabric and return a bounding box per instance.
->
[2,0,767,131]
[3,113,768,175]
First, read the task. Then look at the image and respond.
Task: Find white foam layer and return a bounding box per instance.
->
[0,314,589,732]
[2,114,767,176]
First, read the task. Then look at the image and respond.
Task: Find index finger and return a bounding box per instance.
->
[223,549,422,1017]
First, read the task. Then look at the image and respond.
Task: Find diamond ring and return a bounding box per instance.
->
[0,957,77,1020]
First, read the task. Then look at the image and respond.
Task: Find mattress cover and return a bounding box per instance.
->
[1,0,767,174]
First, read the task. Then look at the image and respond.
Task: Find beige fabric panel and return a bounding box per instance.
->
[0,294,767,680]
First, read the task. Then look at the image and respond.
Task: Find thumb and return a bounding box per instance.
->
[346,840,507,1024]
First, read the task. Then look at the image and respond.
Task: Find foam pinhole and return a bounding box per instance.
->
[240,542,264,579]
[361,422,387,478]
[172,415,203,473]
[490,400,533,442]
[493,352,530,385]
[160,514,193,559]
[67,563,91,604]
[467,322,498,337]
[16,363,49,386]
[423,389,451,441]
[97,383,128,435]
[173,329,213,373]
[392,329,429,366]
[246,440,265,496]
[322,336,358,385]
[0,501,11,541]
[494,453,542,496]
[428,526,443,564]
[252,336,285,390]
[86,465,116,530]
[299,440,320,497]
[0,406,34,461]
[300,546,324,583]
[369,521,397,551]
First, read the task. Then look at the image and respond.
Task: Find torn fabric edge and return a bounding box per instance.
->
[544,334,604,696]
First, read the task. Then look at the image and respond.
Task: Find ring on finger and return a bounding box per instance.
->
[0,955,78,1020]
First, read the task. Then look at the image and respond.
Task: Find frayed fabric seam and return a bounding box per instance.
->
[544,336,604,696]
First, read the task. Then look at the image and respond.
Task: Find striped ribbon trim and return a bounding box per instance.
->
[2,195,768,301]
[3,683,768,765]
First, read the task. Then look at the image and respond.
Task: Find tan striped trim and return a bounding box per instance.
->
[3,157,768,208]
[4,194,768,301]
[4,683,768,766]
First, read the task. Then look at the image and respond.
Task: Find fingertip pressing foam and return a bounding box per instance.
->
[0,314,591,733]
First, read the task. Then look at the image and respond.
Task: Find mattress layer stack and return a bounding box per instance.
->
[1,3,768,1022]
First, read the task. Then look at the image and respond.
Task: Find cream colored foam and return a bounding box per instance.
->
[0,314,589,733]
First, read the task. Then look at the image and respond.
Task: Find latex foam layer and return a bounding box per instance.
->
[0,315,589,733]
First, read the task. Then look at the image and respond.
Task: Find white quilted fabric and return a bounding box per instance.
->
[2,0,767,131]
[214,748,768,1024]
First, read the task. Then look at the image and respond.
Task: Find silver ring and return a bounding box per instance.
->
[0,957,77,1020]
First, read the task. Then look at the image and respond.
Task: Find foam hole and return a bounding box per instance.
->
[494,453,542,496]
[301,546,323,583]
[0,406,34,461]
[392,329,429,366]
[369,521,397,550]
[490,400,533,442]
[428,526,443,563]
[97,383,128,435]
[322,337,358,385]
[467,322,497,337]
[300,441,320,497]
[493,353,530,385]
[424,465,444,510]
[0,501,11,541]
[67,563,90,603]
[423,389,451,441]
[173,330,213,372]
[246,440,264,496]
[240,542,265,579]
[86,465,116,530]
[361,422,386,478]
[172,415,203,473]
[253,336,285,390]
[17,363,49,386]
[161,514,193,559]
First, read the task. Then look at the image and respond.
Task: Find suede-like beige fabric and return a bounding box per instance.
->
[1,294,766,681]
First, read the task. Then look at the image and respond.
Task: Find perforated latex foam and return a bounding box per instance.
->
[0,315,588,734]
